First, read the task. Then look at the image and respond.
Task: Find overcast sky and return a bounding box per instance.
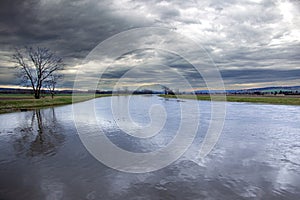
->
[0,0,299,90]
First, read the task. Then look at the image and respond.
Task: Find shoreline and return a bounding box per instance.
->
[0,94,111,114]
[159,94,300,106]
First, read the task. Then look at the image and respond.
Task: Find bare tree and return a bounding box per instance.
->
[13,46,64,99]
[161,85,175,95]
[44,73,63,99]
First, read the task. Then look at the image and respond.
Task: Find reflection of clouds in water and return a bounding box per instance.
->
[274,145,300,192]
[41,179,64,200]
[184,102,300,198]
[275,164,295,190]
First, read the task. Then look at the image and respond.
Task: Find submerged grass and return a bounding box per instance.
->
[0,94,111,114]
[160,94,300,106]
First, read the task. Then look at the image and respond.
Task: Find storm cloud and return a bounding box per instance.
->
[0,0,299,90]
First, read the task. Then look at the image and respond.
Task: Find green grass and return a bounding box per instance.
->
[160,94,300,106]
[0,94,111,114]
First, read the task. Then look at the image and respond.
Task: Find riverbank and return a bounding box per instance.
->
[160,94,300,106]
[0,94,111,114]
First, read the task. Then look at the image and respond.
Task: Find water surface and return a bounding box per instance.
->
[0,95,300,200]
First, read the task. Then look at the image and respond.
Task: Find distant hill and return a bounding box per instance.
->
[244,86,300,92]
[0,88,33,94]
[194,86,300,94]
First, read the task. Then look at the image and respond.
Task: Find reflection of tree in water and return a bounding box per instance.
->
[13,108,65,157]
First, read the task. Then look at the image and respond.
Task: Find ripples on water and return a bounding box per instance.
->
[0,95,300,199]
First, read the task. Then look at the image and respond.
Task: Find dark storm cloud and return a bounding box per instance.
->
[221,69,300,84]
[0,0,153,60]
[0,0,299,89]
[0,66,17,85]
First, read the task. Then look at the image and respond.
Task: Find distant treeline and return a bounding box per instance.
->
[195,90,300,96]
[0,88,112,95]
[0,88,163,95]
[0,88,34,94]
[225,90,300,96]
[1,87,299,96]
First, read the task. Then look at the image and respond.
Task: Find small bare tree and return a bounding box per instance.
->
[13,46,64,99]
[44,73,63,99]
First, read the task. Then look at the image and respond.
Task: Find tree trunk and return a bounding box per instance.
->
[34,90,40,99]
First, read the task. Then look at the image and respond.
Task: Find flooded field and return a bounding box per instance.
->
[0,95,300,200]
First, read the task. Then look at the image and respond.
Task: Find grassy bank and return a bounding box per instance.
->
[160,94,300,106]
[0,94,111,114]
